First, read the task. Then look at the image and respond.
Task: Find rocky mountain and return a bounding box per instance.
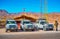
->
[0,9,8,18]
[0,10,60,24]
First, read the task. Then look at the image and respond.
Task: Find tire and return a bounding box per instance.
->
[20,26,23,31]
[23,29,26,31]
[32,29,35,31]
[15,29,18,32]
[6,29,8,32]
[10,30,12,32]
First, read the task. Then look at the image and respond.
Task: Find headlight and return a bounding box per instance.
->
[44,24,48,26]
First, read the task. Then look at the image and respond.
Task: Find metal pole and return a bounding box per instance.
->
[23,8,26,13]
[40,0,43,18]
[44,0,48,18]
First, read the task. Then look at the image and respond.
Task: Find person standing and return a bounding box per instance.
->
[54,20,58,31]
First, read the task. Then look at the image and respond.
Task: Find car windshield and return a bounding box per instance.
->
[48,24,53,27]
[40,21,47,25]
[23,21,31,24]
[6,21,16,24]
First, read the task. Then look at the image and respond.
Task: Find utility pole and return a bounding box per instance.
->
[40,0,48,20]
[23,8,26,13]
[40,0,43,18]
[44,0,48,19]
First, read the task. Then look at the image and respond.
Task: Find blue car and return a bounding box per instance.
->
[43,24,54,31]
[48,24,54,30]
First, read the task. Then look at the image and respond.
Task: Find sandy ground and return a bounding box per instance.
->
[0,28,60,35]
[0,28,60,39]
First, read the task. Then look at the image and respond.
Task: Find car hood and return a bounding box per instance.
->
[5,24,17,29]
[6,24,17,25]
[24,24,33,25]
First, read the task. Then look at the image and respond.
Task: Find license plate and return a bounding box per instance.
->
[29,27,31,29]
[50,27,52,28]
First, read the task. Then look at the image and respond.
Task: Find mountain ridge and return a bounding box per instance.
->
[0,10,60,23]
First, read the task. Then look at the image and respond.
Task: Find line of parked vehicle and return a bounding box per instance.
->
[5,18,54,32]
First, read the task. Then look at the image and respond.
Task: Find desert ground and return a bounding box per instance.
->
[0,28,60,39]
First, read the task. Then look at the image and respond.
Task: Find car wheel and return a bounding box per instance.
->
[10,30,12,32]
[16,29,18,32]
[32,29,35,31]
[6,29,8,32]
[22,27,26,31]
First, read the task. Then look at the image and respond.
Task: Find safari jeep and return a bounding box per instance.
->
[35,18,48,30]
[20,20,36,31]
[5,20,18,32]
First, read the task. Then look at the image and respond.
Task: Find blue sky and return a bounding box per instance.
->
[0,0,60,13]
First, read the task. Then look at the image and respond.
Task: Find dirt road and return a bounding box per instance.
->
[0,31,60,39]
[0,28,60,39]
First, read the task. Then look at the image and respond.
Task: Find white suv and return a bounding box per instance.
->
[5,20,18,32]
[35,18,48,30]
[20,20,36,31]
